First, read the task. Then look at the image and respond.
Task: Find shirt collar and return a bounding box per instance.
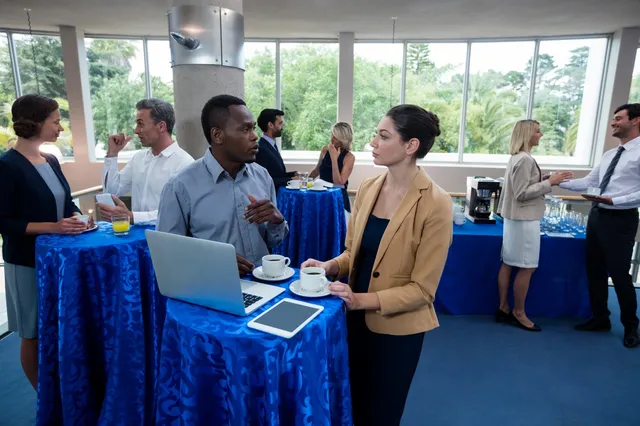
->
[158,141,180,157]
[147,141,179,158]
[621,136,640,151]
[262,135,276,148]
[203,148,248,182]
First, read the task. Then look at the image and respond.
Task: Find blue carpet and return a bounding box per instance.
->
[0,288,638,426]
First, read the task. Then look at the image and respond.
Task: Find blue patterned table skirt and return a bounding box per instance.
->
[155,271,352,425]
[435,221,591,317]
[274,188,347,268]
[36,223,164,425]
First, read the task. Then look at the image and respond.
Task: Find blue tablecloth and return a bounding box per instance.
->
[435,221,591,317]
[155,271,352,425]
[274,188,347,268]
[36,222,164,426]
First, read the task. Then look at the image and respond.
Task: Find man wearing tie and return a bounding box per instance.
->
[255,109,297,191]
[561,103,640,348]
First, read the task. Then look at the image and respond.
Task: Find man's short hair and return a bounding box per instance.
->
[614,103,640,122]
[200,95,247,144]
[135,98,175,134]
[257,109,284,133]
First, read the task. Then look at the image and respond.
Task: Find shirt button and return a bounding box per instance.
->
[372,272,380,278]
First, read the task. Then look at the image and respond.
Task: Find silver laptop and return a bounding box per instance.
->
[145,230,284,316]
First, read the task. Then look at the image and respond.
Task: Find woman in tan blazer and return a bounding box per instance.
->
[496,119,572,331]
[302,105,452,426]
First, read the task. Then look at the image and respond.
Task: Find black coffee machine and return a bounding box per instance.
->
[465,176,501,224]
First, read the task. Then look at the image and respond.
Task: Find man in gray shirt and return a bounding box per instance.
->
[156,95,288,276]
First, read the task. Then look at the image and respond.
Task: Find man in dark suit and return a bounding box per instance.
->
[256,109,296,191]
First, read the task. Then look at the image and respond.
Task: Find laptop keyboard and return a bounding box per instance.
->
[242,293,263,308]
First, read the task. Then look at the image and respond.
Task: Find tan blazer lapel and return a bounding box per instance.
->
[372,169,431,272]
[349,173,387,268]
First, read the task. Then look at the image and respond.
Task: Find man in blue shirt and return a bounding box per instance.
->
[156,95,288,276]
[255,109,297,191]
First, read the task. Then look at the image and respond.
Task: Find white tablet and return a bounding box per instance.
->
[247,298,324,339]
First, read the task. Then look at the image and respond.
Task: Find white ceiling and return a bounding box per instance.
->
[1,0,639,39]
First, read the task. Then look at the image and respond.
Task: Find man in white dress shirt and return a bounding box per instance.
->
[560,103,640,348]
[97,98,194,224]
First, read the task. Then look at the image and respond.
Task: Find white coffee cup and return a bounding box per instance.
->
[261,254,291,278]
[311,180,324,190]
[287,180,301,189]
[300,267,328,292]
[454,213,466,226]
[75,214,90,225]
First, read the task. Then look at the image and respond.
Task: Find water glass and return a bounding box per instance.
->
[299,172,309,191]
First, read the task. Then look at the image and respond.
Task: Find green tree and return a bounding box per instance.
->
[407,44,435,74]
[280,44,338,151]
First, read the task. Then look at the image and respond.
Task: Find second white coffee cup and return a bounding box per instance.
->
[261,254,290,278]
[300,267,328,292]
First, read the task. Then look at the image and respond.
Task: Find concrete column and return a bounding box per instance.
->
[59,25,95,163]
[171,0,244,159]
[594,27,640,160]
[337,32,354,125]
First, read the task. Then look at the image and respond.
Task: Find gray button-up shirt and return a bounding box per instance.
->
[156,148,288,266]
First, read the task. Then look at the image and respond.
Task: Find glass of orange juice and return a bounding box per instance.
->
[112,215,131,236]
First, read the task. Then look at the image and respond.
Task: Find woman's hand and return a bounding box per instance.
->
[548,171,573,185]
[52,217,87,235]
[328,143,340,161]
[329,283,360,310]
[300,258,339,276]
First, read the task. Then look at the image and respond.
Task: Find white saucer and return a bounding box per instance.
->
[289,280,331,298]
[252,266,295,281]
[286,186,300,190]
[309,187,327,192]
[80,224,99,233]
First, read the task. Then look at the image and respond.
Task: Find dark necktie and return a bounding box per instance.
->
[594,145,625,206]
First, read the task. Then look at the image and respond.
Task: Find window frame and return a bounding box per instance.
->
[0,29,614,168]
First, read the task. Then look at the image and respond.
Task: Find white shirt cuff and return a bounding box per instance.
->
[133,210,158,224]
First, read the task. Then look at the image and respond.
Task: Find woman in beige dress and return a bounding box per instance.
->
[496,120,572,331]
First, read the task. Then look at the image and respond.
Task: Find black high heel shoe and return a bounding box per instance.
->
[495,309,512,323]
[510,313,541,332]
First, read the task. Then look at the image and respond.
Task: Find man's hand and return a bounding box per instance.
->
[96,195,134,223]
[106,133,132,157]
[582,194,613,205]
[237,254,254,276]
[245,194,284,225]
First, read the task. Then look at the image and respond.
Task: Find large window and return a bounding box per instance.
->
[147,40,174,104]
[245,41,276,120]
[353,43,403,152]
[13,34,73,158]
[280,43,338,151]
[405,43,466,157]
[532,38,608,164]
[630,47,640,103]
[0,32,16,155]
[463,41,534,160]
[86,38,146,160]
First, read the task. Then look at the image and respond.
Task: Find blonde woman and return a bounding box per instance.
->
[310,122,356,214]
[496,120,572,331]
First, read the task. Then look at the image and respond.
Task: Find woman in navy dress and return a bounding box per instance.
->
[310,122,356,214]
